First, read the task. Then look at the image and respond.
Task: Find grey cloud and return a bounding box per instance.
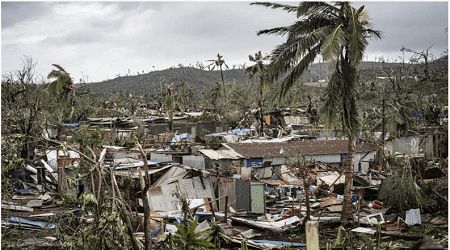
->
[2,1,448,82]
[1,2,51,29]
[38,28,105,47]
[355,2,448,58]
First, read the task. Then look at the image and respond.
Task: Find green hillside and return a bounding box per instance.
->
[85,58,445,95]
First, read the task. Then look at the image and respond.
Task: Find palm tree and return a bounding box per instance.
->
[245,51,271,137]
[252,1,382,225]
[207,53,229,106]
[46,64,74,105]
[45,64,75,123]
[372,96,418,138]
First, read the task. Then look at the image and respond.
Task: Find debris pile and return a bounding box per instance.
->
[2,115,448,249]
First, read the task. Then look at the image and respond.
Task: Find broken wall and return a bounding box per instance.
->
[150,153,173,162]
[182,155,205,170]
[148,175,216,212]
[385,136,420,156]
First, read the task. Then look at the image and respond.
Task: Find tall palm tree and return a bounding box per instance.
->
[252,1,382,225]
[207,53,229,106]
[245,51,271,137]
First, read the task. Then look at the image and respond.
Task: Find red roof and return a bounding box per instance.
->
[225,140,379,158]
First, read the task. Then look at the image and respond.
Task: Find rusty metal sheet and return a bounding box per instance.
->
[182,155,205,170]
[218,178,236,211]
[236,179,250,211]
[178,176,216,210]
[259,166,273,179]
[147,184,179,211]
[240,166,252,180]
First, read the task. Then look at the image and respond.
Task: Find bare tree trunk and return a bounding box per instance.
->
[220,65,227,108]
[169,111,173,132]
[259,84,264,138]
[112,172,141,250]
[341,138,356,225]
[304,180,311,221]
[137,143,152,250]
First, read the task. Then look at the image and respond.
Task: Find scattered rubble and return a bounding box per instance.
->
[2,112,448,249]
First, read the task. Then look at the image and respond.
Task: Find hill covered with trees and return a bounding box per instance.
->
[85,61,412,95]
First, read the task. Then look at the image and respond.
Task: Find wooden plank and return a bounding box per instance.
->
[326,205,342,212]
[319,196,342,208]
[26,200,43,208]
[306,221,319,250]
[203,197,212,212]
[1,204,33,212]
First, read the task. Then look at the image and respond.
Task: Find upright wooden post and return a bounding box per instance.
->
[306,221,319,250]
[36,166,45,193]
[57,149,67,196]
[357,189,362,227]
[224,195,228,224]
[207,197,216,219]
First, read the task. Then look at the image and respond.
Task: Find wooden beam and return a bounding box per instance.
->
[306,221,319,250]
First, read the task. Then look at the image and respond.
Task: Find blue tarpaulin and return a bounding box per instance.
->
[7,216,56,229]
[62,123,82,130]
[14,189,33,195]
[151,225,161,235]
[411,111,421,118]
[207,127,255,137]
[63,123,81,127]
[246,158,263,168]
[251,240,306,247]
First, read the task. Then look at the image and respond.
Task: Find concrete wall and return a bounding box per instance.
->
[144,120,228,140]
[182,155,205,170]
[256,153,376,173]
[386,136,420,156]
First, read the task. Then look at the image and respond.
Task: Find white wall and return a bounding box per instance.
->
[260,152,376,173]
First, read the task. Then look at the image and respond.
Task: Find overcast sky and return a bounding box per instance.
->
[2,1,448,83]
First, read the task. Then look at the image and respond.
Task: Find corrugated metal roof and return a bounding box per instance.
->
[225,140,379,158]
[198,148,244,160]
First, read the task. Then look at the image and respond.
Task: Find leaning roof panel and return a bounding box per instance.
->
[198,148,244,160]
[225,140,379,158]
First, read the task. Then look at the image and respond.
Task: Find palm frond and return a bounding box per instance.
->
[267,41,300,82]
[321,24,345,68]
[283,15,336,41]
[275,44,320,100]
[347,6,368,67]
[257,26,291,36]
[293,25,331,61]
[297,2,338,18]
[321,71,343,129]
[250,2,298,13]
[365,29,383,41]
[51,64,67,74]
